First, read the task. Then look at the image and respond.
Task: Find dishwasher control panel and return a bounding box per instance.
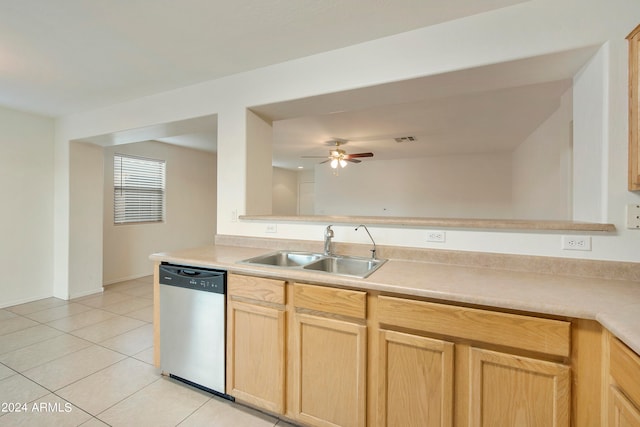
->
[159,263,226,294]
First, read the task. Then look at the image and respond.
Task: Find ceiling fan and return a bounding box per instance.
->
[302,140,374,169]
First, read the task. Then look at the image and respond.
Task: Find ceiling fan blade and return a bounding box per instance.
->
[319,159,330,164]
[344,152,374,159]
[301,155,330,158]
[345,158,362,163]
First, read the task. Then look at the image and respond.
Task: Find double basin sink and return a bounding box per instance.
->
[239,250,386,279]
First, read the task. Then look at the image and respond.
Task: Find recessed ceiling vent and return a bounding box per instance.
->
[394,136,417,143]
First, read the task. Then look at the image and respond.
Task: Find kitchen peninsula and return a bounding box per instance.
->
[151,239,640,427]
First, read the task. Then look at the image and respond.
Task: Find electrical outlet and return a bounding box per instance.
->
[626,204,640,229]
[231,209,238,222]
[561,236,591,251]
[265,224,277,233]
[427,230,446,243]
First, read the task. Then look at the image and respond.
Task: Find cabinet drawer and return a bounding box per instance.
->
[228,274,285,305]
[378,296,570,357]
[610,336,640,408]
[294,283,366,319]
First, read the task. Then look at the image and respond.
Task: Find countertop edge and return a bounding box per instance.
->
[239,214,616,232]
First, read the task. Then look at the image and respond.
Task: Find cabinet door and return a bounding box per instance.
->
[468,347,570,427]
[609,335,640,427]
[378,329,454,427]
[227,300,286,413]
[292,312,366,427]
[610,386,640,427]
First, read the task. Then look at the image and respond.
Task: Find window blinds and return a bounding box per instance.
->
[114,154,165,224]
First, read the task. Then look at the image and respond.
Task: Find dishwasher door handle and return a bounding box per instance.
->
[180,269,199,276]
[160,264,224,280]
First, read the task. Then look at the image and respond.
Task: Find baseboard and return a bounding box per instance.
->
[0,292,59,309]
[69,287,104,300]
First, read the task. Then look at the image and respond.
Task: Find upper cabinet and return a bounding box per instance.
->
[628,24,640,191]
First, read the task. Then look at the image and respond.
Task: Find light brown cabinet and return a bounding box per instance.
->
[226,274,287,414]
[608,336,640,427]
[377,329,454,427]
[219,271,640,427]
[609,388,640,427]
[291,283,367,427]
[377,295,571,427]
[468,347,570,426]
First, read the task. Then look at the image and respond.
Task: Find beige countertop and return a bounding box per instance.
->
[150,244,640,355]
[240,214,616,232]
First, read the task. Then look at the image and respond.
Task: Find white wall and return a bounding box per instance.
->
[272,167,298,215]
[246,110,273,215]
[53,0,640,299]
[69,141,104,298]
[512,88,573,220]
[297,169,315,215]
[305,88,570,220]
[573,45,608,222]
[103,141,216,285]
[314,154,513,218]
[0,106,54,308]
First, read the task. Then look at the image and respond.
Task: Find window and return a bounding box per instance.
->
[114,154,165,224]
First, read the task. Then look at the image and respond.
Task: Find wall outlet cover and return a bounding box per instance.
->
[561,235,591,251]
[427,230,446,243]
[626,204,640,229]
[265,224,277,233]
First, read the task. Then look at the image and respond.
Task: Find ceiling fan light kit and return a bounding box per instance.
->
[329,148,349,169]
[330,159,348,169]
[302,140,374,172]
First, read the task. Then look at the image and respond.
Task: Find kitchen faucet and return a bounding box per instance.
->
[355,224,377,259]
[324,225,334,255]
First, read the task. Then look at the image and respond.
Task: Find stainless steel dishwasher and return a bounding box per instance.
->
[159,263,230,398]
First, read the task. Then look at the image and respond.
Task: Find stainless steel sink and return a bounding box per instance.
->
[302,255,386,278]
[240,250,323,267]
[238,250,386,278]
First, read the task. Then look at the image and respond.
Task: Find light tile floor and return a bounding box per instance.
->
[0,276,297,427]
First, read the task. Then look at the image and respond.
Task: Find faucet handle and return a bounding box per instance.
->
[325,225,334,237]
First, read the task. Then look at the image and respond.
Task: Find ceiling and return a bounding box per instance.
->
[0,0,526,117]
[81,44,598,162]
[79,114,218,150]
[258,46,599,169]
[2,1,598,167]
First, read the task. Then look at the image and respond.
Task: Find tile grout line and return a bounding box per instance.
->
[153,377,212,427]
[54,357,161,419]
[0,323,66,356]
[90,376,164,425]
[0,278,200,426]
[0,278,153,426]
[0,333,156,424]
[1,364,94,424]
[0,332,92,373]
[5,298,71,316]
